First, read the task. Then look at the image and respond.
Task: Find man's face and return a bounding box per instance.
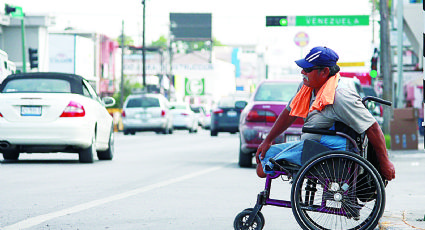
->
[301,67,330,90]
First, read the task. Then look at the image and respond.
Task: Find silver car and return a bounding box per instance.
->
[122,94,173,135]
[170,102,198,133]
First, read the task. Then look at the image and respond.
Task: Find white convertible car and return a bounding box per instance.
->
[0,72,115,163]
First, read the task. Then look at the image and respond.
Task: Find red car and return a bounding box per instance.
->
[237,78,304,167]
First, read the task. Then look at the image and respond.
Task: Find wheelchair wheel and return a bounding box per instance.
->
[290,151,385,230]
[233,209,264,230]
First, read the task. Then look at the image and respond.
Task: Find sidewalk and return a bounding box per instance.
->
[378,135,425,230]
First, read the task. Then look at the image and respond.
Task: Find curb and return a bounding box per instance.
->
[379,211,425,230]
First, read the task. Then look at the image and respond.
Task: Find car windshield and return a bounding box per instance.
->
[254,82,299,101]
[2,78,71,93]
[171,104,187,110]
[191,106,203,113]
[126,97,160,108]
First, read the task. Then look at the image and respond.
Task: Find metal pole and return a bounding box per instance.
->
[142,1,146,89]
[120,20,125,108]
[21,18,26,73]
[380,0,393,135]
[396,0,404,108]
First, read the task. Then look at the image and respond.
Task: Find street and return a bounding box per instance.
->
[1,130,424,230]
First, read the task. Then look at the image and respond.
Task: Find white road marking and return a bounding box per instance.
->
[2,165,226,230]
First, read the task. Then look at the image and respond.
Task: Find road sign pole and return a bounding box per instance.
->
[21,18,26,73]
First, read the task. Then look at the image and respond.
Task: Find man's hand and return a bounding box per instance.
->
[256,140,272,163]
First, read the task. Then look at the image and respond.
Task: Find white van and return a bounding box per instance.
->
[0,49,16,83]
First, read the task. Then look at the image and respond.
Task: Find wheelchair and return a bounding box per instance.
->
[234,96,392,230]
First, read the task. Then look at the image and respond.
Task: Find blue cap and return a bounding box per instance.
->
[295,46,339,68]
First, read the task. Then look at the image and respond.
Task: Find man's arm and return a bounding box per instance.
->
[365,121,395,181]
[256,108,297,160]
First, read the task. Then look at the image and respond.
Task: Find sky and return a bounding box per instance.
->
[11,0,376,69]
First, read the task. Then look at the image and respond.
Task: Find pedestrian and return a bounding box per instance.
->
[255,46,395,181]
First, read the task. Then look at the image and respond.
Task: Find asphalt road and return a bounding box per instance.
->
[1,130,424,230]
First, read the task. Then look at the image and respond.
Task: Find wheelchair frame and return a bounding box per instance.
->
[234,96,391,230]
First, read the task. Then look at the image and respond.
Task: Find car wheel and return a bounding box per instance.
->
[2,149,20,160]
[123,130,130,135]
[210,129,218,136]
[168,127,174,134]
[97,129,114,160]
[79,134,95,163]
[130,131,136,135]
[239,146,253,168]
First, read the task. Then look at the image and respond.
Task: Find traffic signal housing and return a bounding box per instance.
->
[266,16,288,27]
[28,48,38,69]
[4,4,16,15]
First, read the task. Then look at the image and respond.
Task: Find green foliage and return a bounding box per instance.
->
[111,79,144,108]
[115,35,135,47]
[151,35,168,49]
[384,134,391,149]
[150,36,225,52]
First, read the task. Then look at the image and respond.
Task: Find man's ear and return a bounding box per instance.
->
[323,67,331,76]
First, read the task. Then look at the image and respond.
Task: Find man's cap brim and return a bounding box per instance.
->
[295,59,315,69]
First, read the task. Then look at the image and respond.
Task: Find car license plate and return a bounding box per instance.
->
[286,134,301,142]
[21,106,42,116]
[227,111,237,117]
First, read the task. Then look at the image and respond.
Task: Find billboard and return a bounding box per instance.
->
[170,13,212,41]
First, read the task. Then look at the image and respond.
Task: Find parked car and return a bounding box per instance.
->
[170,102,198,133]
[0,72,115,163]
[237,78,304,167]
[190,105,207,128]
[210,94,250,136]
[122,93,173,135]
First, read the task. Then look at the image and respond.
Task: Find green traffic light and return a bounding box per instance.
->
[370,70,377,78]
[279,18,288,26]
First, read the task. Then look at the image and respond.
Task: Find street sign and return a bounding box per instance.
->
[294,32,309,47]
[295,15,369,26]
[266,15,369,27]
[185,78,205,96]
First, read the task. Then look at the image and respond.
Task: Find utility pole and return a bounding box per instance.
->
[142,1,146,90]
[380,0,393,135]
[120,20,125,108]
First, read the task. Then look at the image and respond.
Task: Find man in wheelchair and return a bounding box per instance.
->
[255,46,395,182]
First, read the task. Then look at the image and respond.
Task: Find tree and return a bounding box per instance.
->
[116,35,134,47]
[151,35,168,49]
[150,36,225,53]
[112,80,144,108]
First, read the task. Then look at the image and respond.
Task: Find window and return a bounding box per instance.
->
[126,97,160,108]
[2,78,71,93]
[254,82,299,102]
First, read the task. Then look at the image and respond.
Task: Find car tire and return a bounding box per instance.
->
[123,130,130,135]
[79,134,95,163]
[97,129,114,160]
[168,127,174,134]
[239,147,253,168]
[2,149,20,160]
[210,129,218,136]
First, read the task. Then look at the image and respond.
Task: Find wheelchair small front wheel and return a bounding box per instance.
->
[290,151,386,230]
[233,209,264,230]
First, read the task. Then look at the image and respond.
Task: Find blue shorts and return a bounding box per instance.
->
[262,135,348,175]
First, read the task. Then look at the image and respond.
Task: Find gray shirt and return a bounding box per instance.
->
[287,80,376,142]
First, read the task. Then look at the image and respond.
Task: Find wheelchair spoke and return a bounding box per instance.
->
[291,152,385,230]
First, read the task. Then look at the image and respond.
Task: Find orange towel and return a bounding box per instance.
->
[289,73,340,118]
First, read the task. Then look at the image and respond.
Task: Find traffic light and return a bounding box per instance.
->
[370,48,378,79]
[266,16,288,27]
[28,48,38,69]
[4,4,16,15]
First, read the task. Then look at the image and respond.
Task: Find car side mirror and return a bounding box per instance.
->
[102,97,116,107]
[235,100,248,109]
